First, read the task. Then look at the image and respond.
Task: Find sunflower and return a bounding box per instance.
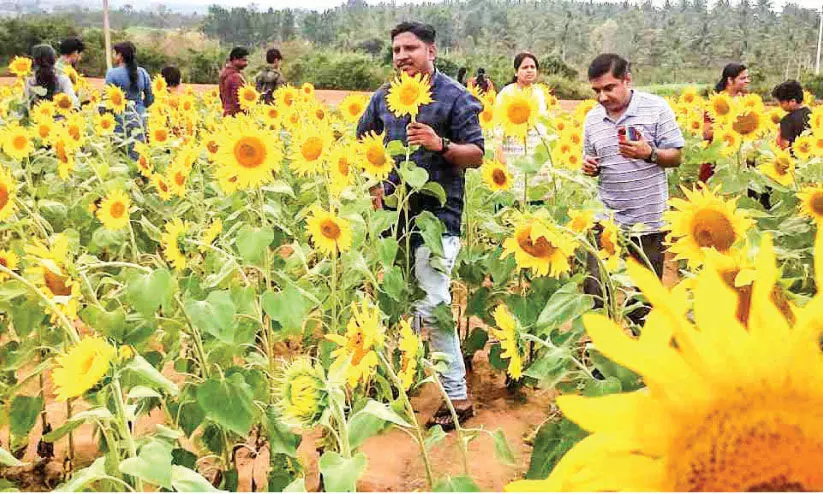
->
[729,107,765,141]
[479,101,495,131]
[275,357,328,428]
[495,86,540,139]
[24,234,81,320]
[52,337,116,401]
[684,114,704,136]
[306,207,353,256]
[811,108,823,132]
[574,99,598,121]
[289,127,333,177]
[338,93,369,123]
[714,126,741,157]
[328,143,356,195]
[767,108,786,128]
[597,218,623,272]
[759,146,795,186]
[386,71,434,120]
[678,85,700,105]
[565,209,595,234]
[199,218,223,252]
[152,74,168,95]
[300,82,316,100]
[31,100,56,122]
[261,105,281,128]
[63,114,86,148]
[793,134,815,161]
[804,89,816,106]
[237,84,260,111]
[134,143,153,177]
[506,232,823,492]
[167,164,189,197]
[94,113,116,135]
[798,185,823,223]
[707,92,734,123]
[8,56,32,77]
[3,124,33,161]
[106,85,127,114]
[161,219,189,271]
[327,298,385,387]
[811,131,823,158]
[213,122,282,190]
[53,93,74,114]
[501,216,578,277]
[481,159,513,192]
[396,319,422,390]
[0,166,16,222]
[0,249,19,280]
[490,305,522,379]
[96,189,131,231]
[358,131,394,180]
[149,125,171,147]
[664,185,753,267]
[275,85,299,109]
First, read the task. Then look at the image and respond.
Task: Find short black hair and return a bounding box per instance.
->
[772,80,804,104]
[161,66,181,88]
[588,53,630,80]
[59,37,85,56]
[229,47,249,61]
[266,48,283,64]
[390,22,436,44]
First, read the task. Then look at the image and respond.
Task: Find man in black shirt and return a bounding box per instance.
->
[772,80,811,149]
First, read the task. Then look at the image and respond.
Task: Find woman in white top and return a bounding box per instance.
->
[24,44,78,109]
[495,52,549,198]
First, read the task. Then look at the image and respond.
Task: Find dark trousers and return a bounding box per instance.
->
[583,227,666,326]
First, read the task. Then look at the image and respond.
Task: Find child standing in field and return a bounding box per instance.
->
[772,80,811,149]
[255,48,286,104]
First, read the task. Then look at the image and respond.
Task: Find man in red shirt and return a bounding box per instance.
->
[219,47,249,117]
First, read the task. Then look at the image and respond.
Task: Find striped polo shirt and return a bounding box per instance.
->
[583,90,685,233]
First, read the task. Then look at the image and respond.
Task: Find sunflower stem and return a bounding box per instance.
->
[111,375,144,491]
[378,352,434,489]
[0,263,79,344]
[425,361,470,477]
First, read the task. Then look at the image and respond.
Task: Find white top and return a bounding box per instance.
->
[24,73,79,109]
[495,83,551,195]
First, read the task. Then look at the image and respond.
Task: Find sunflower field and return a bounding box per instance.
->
[0,55,822,492]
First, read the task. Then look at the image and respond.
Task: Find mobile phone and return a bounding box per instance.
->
[617,125,641,142]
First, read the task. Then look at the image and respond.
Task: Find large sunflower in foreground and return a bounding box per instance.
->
[706,92,734,124]
[729,106,765,141]
[327,298,385,387]
[798,185,823,224]
[502,216,578,277]
[306,207,353,256]
[495,86,540,140]
[52,336,116,401]
[213,122,282,190]
[386,71,433,120]
[0,166,17,221]
[507,232,823,492]
[664,185,753,267]
[96,189,131,231]
[358,131,394,180]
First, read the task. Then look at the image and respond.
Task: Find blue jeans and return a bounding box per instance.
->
[411,235,466,400]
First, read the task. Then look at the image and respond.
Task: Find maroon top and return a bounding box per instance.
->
[219,64,245,117]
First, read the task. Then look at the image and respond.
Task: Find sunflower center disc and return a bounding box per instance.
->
[692,209,735,251]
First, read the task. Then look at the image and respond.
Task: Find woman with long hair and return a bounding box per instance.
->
[494,51,549,199]
[23,44,78,108]
[700,62,750,181]
[104,41,154,139]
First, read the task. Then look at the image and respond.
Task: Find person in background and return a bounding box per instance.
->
[457,66,468,86]
[468,67,494,94]
[160,66,182,94]
[24,44,78,109]
[494,52,548,199]
[581,53,685,325]
[700,63,749,182]
[772,80,811,149]
[105,41,154,143]
[255,47,286,104]
[56,37,84,84]
[219,47,249,116]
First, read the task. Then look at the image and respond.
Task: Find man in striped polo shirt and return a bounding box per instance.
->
[581,53,685,324]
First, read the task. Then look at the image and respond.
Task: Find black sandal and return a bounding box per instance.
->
[426,402,474,432]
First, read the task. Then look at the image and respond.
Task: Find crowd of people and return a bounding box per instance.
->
[14,25,813,431]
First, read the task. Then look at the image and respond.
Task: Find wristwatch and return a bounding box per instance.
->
[647,146,659,164]
[439,137,451,154]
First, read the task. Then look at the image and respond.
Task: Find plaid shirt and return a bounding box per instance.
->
[356,70,484,238]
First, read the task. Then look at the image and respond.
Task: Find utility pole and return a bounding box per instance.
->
[103,0,112,71]
[816,6,822,75]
